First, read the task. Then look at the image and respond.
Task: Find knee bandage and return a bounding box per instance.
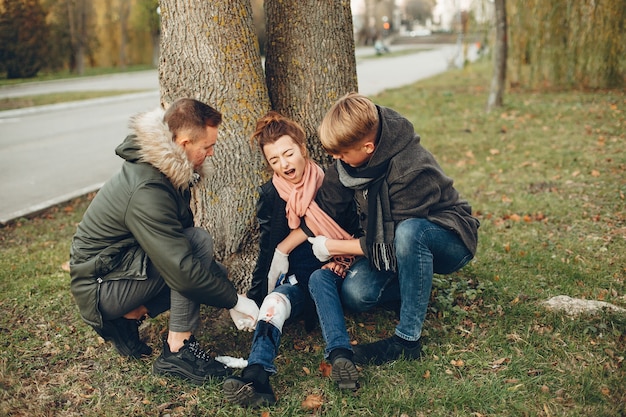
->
[258,292,292,333]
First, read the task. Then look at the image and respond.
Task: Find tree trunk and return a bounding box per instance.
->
[158,0,358,290]
[118,0,130,69]
[264,0,357,167]
[158,0,270,291]
[486,0,507,112]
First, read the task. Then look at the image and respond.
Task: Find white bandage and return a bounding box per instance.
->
[258,292,292,333]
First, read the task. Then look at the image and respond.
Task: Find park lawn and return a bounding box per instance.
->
[0,59,624,417]
[0,90,148,111]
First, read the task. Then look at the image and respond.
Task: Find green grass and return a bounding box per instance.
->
[0,64,154,87]
[0,90,149,111]
[1,60,624,416]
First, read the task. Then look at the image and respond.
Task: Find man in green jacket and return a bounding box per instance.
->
[69,98,259,385]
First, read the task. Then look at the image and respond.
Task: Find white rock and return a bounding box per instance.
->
[543,295,626,316]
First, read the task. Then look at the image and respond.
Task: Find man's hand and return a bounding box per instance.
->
[229,294,259,332]
[307,236,331,261]
[267,248,289,293]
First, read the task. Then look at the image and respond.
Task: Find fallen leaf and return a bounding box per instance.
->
[61,261,70,272]
[261,412,270,417]
[301,394,324,410]
[491,357,510,367]
[591,169,600,177]
[302,366,310,375]
[451,359,464,367]
[319,361,332,378]
[423,369,431,379]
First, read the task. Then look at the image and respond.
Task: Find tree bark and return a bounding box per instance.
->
[158,0,358,291]
[265,0,357,167]
[486,0,507,112]
[158,0,270,290]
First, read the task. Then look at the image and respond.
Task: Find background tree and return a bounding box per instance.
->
[264,0,357,165]
[486,0,506,112]
[132,0,161,67]
[507,0,625,89]
[65,0,95,74]
[117,0,130,69]
[404,0,435,25]
[158,0,357,289]
[43,0,97,74]
[0,0,49,79]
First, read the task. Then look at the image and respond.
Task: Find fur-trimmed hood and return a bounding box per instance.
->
[115,106,212,189]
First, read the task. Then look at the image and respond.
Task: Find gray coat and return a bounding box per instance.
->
[317,105,479,260]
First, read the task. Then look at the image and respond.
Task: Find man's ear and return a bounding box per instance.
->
[363,141,376,154]
[175,135,190,147]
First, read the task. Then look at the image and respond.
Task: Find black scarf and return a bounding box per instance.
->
[336,160,396,272]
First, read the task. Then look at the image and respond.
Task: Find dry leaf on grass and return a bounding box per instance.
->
[302,394,324,410]
[319,361,332,377]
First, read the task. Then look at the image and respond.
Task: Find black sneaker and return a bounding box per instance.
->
[223,364,276,407]
[352,336,424,365]
[329,348,359,390]
[93,317,152,358]
[152,336,231,385]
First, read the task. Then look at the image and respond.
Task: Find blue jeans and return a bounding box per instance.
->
[309,218,473,356]
[247,283,307,374]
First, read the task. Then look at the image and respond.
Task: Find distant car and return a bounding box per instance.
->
[410,29,432,37]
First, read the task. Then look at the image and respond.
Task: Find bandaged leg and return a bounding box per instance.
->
[258,292,292,333]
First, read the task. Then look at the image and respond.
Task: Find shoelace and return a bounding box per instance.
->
[187,340,212,362]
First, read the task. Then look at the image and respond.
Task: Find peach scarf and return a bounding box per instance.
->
[272,159,352,240]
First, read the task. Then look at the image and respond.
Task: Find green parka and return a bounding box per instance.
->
[69,107,238,329]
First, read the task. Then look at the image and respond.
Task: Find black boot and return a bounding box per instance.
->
[223,364,276,407]
[94,317,152,358]
[352,335,424,365]
[329,348,359,390]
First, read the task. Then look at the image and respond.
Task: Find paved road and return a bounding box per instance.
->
[0,43,474,225]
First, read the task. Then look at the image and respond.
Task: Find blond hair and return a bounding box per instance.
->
[318,92,379,154]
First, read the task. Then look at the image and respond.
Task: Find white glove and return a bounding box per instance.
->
[307,236,331,261]
[229,294,259,332]
[267,248,289,293]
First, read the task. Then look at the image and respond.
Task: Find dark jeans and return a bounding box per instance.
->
[98,227,225,332]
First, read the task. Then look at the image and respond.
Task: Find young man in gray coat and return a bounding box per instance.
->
[70,98,258,384]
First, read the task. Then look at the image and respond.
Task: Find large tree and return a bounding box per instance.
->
[265,0,357,164]
[159,0,269,291]
[158,0,356,290]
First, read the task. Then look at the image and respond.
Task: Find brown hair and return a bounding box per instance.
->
[318,92,379,154]
[164,98,222,142]
[250,111,307,163]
